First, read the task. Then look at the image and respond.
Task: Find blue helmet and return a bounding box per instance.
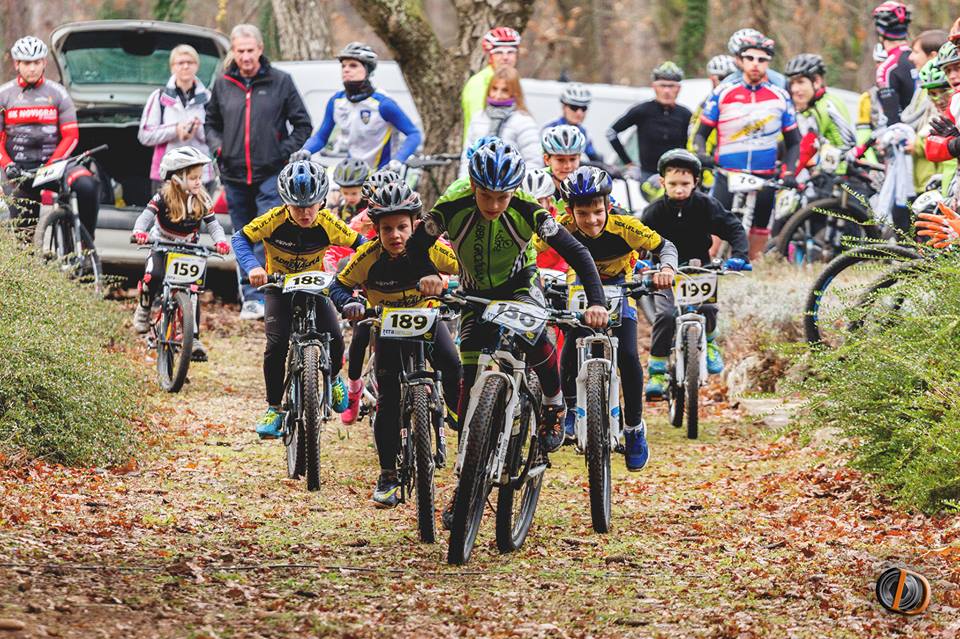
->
[278,160,328,207]
[468,138,526,192]
[559,166,612,204]
[465,135,501,162]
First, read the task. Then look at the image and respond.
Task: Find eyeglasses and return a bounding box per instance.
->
[740,54,771,64]
[565,104,588,112]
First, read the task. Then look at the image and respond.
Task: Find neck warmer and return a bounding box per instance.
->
[485,104,516,136]
[344,79,375,103]
[487,97,515,108]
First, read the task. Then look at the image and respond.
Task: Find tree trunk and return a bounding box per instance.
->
[349,0,534,204]
[749,0,771,36]
[270,0,332,60]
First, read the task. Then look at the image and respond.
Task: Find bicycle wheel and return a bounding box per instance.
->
[33,207,103,292]
[495,373,544,553]
[803,244,922,346]
[583,361,612,533]
[683,324,701,440]
[283,353,305,479]
[448,375,506,565]
[411,385,437,543]
[156,290,194,393]
[302,344,324,492]
[775,198,876,265]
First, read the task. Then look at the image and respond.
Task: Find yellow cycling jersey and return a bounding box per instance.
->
[240,205,362,275]
[337,239,459,308]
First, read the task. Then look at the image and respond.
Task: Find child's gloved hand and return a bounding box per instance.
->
[916,202,960,248]
[131,231,149,244]
[342,302,366,321]
[723,257,751,271]
[215,242,231,255]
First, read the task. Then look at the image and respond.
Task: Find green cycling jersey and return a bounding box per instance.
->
[799,90,856,152]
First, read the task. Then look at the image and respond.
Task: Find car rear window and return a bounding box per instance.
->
[60,29,222,86]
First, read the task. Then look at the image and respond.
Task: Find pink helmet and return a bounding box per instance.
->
[482,27,521,54]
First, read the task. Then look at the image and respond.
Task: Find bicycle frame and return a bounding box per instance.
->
[573,333,622,451]
[280,292,335,425]
[672,311,708,387]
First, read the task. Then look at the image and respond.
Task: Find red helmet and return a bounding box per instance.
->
[482,27,521,54]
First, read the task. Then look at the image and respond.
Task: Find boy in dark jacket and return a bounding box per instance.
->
[640,149,750,399]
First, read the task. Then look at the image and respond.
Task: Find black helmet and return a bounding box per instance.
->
[657,148,702,180]
[360,169,402,203]
[785,53,826,79]
[559,166,613,204]
[333,157,371,187]
[367,181,422,222]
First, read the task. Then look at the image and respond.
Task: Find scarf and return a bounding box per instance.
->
[485,103,516,137]
[344,79,375,103]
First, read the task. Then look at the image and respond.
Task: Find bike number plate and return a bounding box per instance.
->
[283,270,334,293]
[820,145,842,173]
[379,307,439,341]
[32,160,68,188]
[481,300,547,343]
[674,273,718,305]
[567,284,623,320]
[726,171,765,193]
[164,253,206,284]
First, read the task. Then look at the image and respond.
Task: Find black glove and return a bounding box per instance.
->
[780,174,799,189]
[696,153,715,169]
[930,116,960,139]
[3,164,21,180]
[948,137,960,159]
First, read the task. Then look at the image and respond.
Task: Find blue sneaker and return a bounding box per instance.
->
[331,376,349,413]
[372,471,401,508]
[706,339,724,375]
[645,358,668,400]
[624,422,649,472]
[563,408,576,443]
[255,407,284,439]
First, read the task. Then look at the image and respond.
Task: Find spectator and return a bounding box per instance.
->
[872,1,917,127]
[541,83,603,162]
[461,27,521,144]
[205,23,312,320]
[138,44,215,194]
[459,66,541,178]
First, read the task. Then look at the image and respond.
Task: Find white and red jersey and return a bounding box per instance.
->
[0,76,78,168]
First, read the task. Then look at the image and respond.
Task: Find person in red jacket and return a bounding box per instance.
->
[924,40,960,166]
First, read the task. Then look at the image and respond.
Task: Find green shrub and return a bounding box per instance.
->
[0,228,143,466]
[792,252,960,513]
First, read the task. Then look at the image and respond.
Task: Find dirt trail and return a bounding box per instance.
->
[2,307,959,639]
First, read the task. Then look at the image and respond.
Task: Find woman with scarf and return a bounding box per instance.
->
[292,42,422,171]
[459,66,542,178]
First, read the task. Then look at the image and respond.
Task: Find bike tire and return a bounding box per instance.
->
[302,344,324,492]
[448,375,505,565]
[412,385,437,544]
[283,357,306,479]
[156,290,194,393]
[495,372,543,553]
[668,353,684,428]
[803,244,922,345]
[33,207,103,292]
[584,361,612,533]
[774,198,877,264]
[683,324,701,440]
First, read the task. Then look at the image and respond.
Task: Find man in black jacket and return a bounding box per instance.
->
[205,23,312,319]
[640,149,750,399]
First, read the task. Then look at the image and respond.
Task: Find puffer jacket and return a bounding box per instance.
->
[459,107,543,178]
[138,76,214,182]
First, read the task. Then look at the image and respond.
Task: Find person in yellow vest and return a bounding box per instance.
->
[460,27,521,145]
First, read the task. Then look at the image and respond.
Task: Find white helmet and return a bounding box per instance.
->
[522,169,556,200]
[11,36,48,62]
[706,55,737,80]
[159,146,212,180]
[911,189,944,215]
[560,83,592,108]
[727,28,764,55]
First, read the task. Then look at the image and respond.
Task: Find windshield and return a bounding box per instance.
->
[60,30,222,86]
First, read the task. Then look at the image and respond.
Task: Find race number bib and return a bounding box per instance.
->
[726,171,766,194]
[674,273,718,305]
[379,307,439,341]
[164,253,206,284]
[481,300,548,343]
[283,271,335,293]
[32,160,68,188]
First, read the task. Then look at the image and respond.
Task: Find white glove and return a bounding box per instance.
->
[342,302,366,321]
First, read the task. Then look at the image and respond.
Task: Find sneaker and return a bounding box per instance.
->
[706,339,724,375]
[331,376,349,413]
[239,300,265,321]
[340,381,363,425]
[255,407,284,440]
[624,421,650,471]
[645,358,668,401]
[538,404,565,453]
[372,471,401,508]
[190,338,208,362]
[132,305,150,334]
[563,408,576,444]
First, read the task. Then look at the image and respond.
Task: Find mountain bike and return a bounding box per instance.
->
[443,293,574,564]
[27,144,108,293]
[360,303,455,543]
[667,260,749,439]
[255,270,341,492]
[140,240,221,393]
[714,168,788,259]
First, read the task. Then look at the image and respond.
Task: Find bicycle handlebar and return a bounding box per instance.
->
[133,238,220,258]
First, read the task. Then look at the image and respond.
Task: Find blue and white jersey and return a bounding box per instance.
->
[304,90,422,168]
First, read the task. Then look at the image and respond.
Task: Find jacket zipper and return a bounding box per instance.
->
[244,89,253,185]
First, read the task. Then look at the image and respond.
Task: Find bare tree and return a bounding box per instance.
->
[271,0,332,60]
[347,0,534,201]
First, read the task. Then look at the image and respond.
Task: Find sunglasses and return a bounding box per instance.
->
[740,54,771,63]
[565,104,588,112]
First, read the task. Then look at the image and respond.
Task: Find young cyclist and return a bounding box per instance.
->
[410,139,609,456]
[541,83,603,162]
[541,124,586,200]
[328,157,370,221]
[232,160,366,438]
[131,147,230,362]
[641,150,750,399]
[552,166,679,470]
[330,181,461,507]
